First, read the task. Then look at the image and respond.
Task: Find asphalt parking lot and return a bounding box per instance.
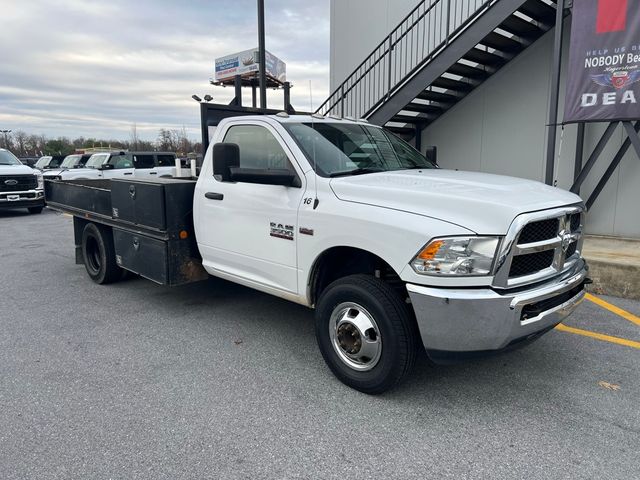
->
[1,208,638,479]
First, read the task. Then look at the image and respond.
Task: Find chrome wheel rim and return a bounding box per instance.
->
[329,302,382,371]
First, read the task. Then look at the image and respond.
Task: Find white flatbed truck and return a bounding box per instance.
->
[46,112,589,393]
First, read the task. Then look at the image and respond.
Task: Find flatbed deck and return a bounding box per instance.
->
[45,178,208,286]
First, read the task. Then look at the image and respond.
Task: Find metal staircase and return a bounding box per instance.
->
[316,0,558,141]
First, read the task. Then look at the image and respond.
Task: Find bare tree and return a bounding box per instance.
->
[13,130,29,156]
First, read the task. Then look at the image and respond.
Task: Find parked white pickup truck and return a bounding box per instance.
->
[0,148,45,214]
[45,151,178,180]
[46,114,588,393]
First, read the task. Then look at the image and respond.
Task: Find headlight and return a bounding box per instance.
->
[411,236,500,276]
[36,174,44,189]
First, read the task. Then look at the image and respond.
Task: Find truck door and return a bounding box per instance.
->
[101,154,134,179]
[131,153,156,177]
[151,153,177,177]
[195,122,305,295]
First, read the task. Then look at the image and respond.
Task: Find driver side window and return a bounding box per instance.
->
[223,125,290,170]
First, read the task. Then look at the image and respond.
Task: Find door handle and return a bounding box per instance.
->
[149,172,157,175]
[124,172,132,175]
[205,192,224,200]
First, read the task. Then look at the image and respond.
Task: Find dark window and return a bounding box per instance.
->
[223,125,290,170]
[156,154,176,167]
[133,154,155,169]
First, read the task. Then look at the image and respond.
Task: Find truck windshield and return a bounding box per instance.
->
[85,154,109,168]
[284,122,436,177]
[0,150,21,165]
[35,156,52,169]
[61,155,81,168]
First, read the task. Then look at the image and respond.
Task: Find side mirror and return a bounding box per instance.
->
[213,142,239,182]
[229,167,298,187]
[424,146,437,166]
[100,164,114,170]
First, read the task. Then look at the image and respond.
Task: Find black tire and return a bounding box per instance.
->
[315,274,418,394]
[81,223,121,284]
[28,206,43,214]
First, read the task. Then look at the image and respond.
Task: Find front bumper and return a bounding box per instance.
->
[407,259,588,357]
[0,190,45,209]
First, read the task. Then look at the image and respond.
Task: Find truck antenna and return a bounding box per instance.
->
[309,80,319,209]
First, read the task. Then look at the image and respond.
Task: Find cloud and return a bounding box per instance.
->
[0,0,329,141]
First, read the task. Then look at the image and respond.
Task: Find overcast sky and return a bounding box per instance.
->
[0,0,330,141]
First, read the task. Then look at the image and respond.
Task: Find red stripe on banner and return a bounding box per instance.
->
[596,0,628,33]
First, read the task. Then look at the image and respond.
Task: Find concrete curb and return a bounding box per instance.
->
[583,236,640,300]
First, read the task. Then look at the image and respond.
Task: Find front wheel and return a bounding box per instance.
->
[28,206,43,214]
[315,274,418,394]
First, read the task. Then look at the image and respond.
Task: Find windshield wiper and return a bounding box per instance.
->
[329,167,384,178]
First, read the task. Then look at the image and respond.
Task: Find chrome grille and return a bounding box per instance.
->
[0,175,38,192]
[518,218,559,244]
[494,206,584,288]
[509,250,555,277]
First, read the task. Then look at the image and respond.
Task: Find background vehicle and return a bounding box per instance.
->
[42,153,93,179]
[34,155,65,171]
[55,151,177,180]
[0,148,45,214]
[46,112,588,394]
[19,157,39,167]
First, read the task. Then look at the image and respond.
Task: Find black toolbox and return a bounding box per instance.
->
[110,177,208,286]
[110,177,196,232]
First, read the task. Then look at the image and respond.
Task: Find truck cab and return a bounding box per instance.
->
[194,115,587,390]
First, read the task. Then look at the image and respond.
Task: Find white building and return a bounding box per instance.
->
[329,0,640,238]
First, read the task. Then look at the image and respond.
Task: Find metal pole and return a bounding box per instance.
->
[257,0,267,109]
[234,75,242,107]
[252,82,257,108]
[573,122,585,195]
[283,82,291,113]
[544,0,565,185]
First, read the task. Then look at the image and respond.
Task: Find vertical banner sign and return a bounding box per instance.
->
[564,0,640,123]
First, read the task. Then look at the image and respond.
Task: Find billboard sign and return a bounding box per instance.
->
[214,48,286,83]
[564,0,640,123]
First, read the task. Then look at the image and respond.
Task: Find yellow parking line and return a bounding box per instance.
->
[585,293,640,327]
[555,324,640,349]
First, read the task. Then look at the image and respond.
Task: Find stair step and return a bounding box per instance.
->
[391,114,431,125]
[500,14,543,38]
[463,48,505,67]
[432,77,473,92]
[385,126,416,138]
[481,32,524,54]
[403,102,443,115]
[518,0,556,24]
[448,62,490,79]
[416,90,459,104]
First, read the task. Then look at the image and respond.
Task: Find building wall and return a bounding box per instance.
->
[330,0,640,238]
[330,0,420,89]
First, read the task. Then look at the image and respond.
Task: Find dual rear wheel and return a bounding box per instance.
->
[81,223,123,284]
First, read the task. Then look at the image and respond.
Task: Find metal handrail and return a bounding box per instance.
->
[317,0,496,120]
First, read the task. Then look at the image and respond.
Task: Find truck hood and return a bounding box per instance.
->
[329,169,583,234]
[42,168,69,177]
[0,164,38,176]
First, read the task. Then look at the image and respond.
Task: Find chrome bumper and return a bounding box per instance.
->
[407,259,588,354]
[0,189,45,208]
